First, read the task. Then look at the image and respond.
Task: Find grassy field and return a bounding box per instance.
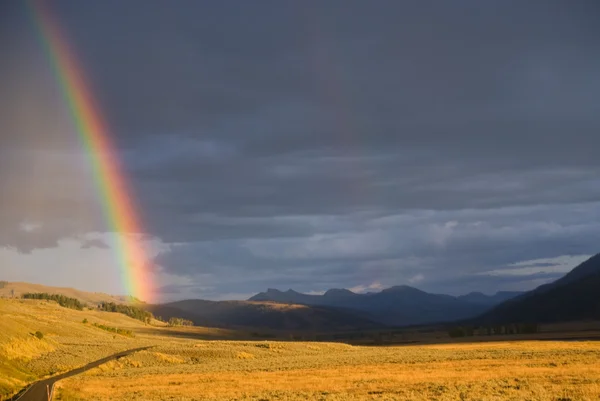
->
[54,340,600,400]
[0,298,241,399]
[3,298,600,401]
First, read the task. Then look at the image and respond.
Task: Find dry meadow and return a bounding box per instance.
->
[53,340,600,400]
[2,298,600,401]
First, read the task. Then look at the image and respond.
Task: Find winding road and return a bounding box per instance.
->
[13,346,153,401]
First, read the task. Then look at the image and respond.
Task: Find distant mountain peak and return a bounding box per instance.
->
[464,291,485,296]
[247,283,527,326]
[381,285,421,293]
[324,288,356,296]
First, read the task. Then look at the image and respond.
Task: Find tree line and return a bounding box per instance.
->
[20,293,193,328]
[98,302,153,323]
[448,323,539,338]
[22,293,84,310]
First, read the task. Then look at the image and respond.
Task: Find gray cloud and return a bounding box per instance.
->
[80,238,110,250]
[1,0,600,298]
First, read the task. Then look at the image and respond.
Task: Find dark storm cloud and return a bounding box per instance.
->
[152,203,600,295]
[1,0,600,297]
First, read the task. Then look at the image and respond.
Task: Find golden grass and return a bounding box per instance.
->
[0,298,142,398]
[0,298,248,399]
[0,282,132,305]
[152,352,185,364]
[0,336,55,361]
[4,296,600,401]
[53,340,600,400]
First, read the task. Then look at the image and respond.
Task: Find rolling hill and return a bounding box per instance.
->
[249,285,521,326]
[476,253,600,324]
[0,297,148,398]
[0,293,255,399]
[0,281,382,332]
[0,281,136,305]
[146,300,383,332]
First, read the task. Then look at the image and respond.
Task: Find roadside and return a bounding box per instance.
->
[10,346,153,401]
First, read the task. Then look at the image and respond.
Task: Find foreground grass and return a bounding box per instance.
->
[55,340,600,400]
[0,299,240,399]
[0,299,142,398]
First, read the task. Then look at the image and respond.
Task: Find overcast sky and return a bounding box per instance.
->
[1,1,599,301]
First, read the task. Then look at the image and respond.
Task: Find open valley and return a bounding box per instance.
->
[2,296,600,401]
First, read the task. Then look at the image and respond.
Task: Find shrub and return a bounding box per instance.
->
[92,323,134,337]
[34,331,44,339]
[82,318,88,324]
[448,326,474,338]
[168,317,194,327]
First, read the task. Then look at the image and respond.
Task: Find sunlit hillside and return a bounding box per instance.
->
[0,281,133,305]
[0,298,245,399]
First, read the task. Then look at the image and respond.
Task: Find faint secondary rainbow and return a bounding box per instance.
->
[28,2,153,301]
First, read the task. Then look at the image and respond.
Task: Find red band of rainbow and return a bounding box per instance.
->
[28,2,153,302]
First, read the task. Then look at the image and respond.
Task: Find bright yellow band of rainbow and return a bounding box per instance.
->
[28,1,153,302]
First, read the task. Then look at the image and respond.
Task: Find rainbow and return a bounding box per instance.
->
[28,2,153,301]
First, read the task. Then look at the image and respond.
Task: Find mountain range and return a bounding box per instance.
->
[145,287,523,331]
[248,286,522,326]
[249,253,600,328]
[4,253,599,332]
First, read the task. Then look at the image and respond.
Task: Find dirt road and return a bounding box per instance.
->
[13,346,153,401]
